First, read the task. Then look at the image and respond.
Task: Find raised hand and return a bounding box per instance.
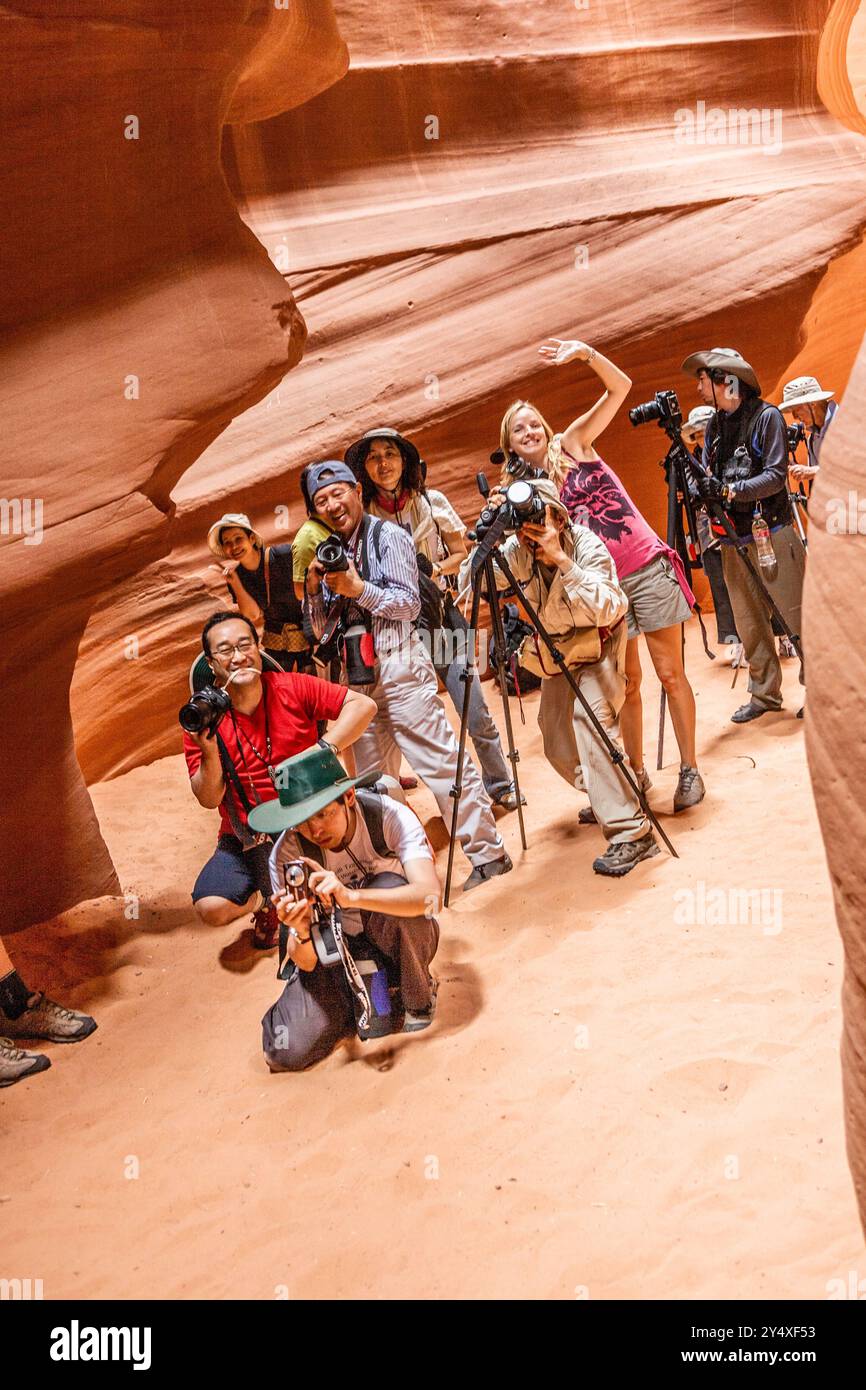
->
[538,338,593,367]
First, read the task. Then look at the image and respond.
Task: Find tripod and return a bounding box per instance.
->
[443,501,678,906]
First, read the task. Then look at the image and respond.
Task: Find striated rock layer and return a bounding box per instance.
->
[73,0,866,790]
[0,2,347,925]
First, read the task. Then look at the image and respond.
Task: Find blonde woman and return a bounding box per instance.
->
[499,339,704,814]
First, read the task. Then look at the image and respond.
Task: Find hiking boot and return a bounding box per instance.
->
[0,1037,51,1087]
[674,766,705,812]
[494,783,526,812]
[399,775,418,791]
[592,833,660,878]
[252,903,279,950]
[462,852,513,893]
[1,994,97,1044]
[731,700,773,724]
[402,977,439,1033]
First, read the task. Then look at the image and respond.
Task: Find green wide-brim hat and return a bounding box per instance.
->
[247,744,380,835]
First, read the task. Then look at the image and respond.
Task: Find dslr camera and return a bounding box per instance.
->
[178,684,231,735]
[315,534,350,573]
[489,448,548,483]
[473,479,547,543]
[629,389,683,432]
[787,421,806,453]
[311,535,376,684]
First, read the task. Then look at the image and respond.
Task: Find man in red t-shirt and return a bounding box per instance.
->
[184,612,376,948]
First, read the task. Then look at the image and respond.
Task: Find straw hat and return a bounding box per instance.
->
[207,512,263,559]
[779,376,835,411]
[681,347,761,394]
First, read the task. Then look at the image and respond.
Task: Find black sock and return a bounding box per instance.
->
[0,970,32,1021]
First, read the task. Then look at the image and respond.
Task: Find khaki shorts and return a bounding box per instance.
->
[620,555,692,639]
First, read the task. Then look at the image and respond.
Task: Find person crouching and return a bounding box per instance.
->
[252,745,441,1071]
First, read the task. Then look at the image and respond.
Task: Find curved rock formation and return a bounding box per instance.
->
[805,0,866,1236]
[0,1,347,926]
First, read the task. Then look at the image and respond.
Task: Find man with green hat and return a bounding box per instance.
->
[682,347,805,723]
[251,745,441,1070]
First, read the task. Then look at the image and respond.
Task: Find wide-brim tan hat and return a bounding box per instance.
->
[207,512,263,559]
[681,405,715,440]
[779,376,835,411]
[681,347,761,395]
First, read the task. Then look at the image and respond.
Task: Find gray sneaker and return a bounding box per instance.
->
[593,833,660,878]
[1,993,97,1044]
[0,1037,51,1088]
[674,765,705,812]
[462,852,513,893]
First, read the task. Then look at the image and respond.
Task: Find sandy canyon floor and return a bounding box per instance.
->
[1,621,861,1300]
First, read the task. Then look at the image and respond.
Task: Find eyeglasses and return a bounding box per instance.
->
[211,637,257,660]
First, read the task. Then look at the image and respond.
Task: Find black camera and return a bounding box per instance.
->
[629,389,683,431]
[315,535,350,573]
[787,421,806,453]
[473,479,547,542]
[489,448,548,483]
[178,684,232,735]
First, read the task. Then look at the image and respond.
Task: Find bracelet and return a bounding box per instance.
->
[585,346,596,364]
[318,737,339,756]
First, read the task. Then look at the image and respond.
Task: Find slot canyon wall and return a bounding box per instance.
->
[2,0,866,1231]
[0,0,348,923]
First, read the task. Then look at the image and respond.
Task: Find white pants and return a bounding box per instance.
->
[351,633,504,867]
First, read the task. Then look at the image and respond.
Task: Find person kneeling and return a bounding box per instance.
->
[252,745,441,1072]
[474,479,659,877]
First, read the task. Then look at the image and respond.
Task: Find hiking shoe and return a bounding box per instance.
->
[592,833,660,878]
[731,700,773,724]
[1,994,97,1044]
[0,1037,51,1087]
[399,775,418,791]
[252,903,279,950]
[494,783,526,812]
[778,636,797,659]
[674,766,705,812]
[462,852,513,893]
[402,977,439,1033]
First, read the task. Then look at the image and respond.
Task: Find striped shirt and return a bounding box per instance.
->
[308,515,421,656]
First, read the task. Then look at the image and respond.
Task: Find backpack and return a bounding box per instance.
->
[414,551,445,637]
[294,786,391,865]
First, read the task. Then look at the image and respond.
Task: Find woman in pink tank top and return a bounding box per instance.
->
[498,339,704,815]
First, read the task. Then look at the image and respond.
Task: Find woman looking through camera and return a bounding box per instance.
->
[498,340,704,814]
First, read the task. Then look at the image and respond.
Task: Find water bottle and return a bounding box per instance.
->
[751,511,777,577]
[355,958,394,1039]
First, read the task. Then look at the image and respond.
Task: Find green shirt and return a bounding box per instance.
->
[292,519,333,583]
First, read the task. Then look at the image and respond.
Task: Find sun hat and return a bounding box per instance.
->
[681,405,716,440]
[247,744,381,835]
[207,513,263,559]
[344,428,422,477]
[681,347,761,395]
[779,376,835,411]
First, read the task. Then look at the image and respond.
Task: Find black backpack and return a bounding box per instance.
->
[414,551,445,637]
[294,786,391,865]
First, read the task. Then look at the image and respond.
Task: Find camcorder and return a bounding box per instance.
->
[472,479,547,543]
[178,684,231,735]
[629,389,683,432]
[280,858,394,1041]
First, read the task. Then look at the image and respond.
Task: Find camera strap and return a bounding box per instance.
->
[214,732,269,852]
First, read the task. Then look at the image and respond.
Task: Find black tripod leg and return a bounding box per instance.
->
[443,573,486,908]
[483,556,528,852]
[492,548,679,860]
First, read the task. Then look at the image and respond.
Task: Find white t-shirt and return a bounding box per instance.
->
[269,796,433,935]
[368,489,466,568]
